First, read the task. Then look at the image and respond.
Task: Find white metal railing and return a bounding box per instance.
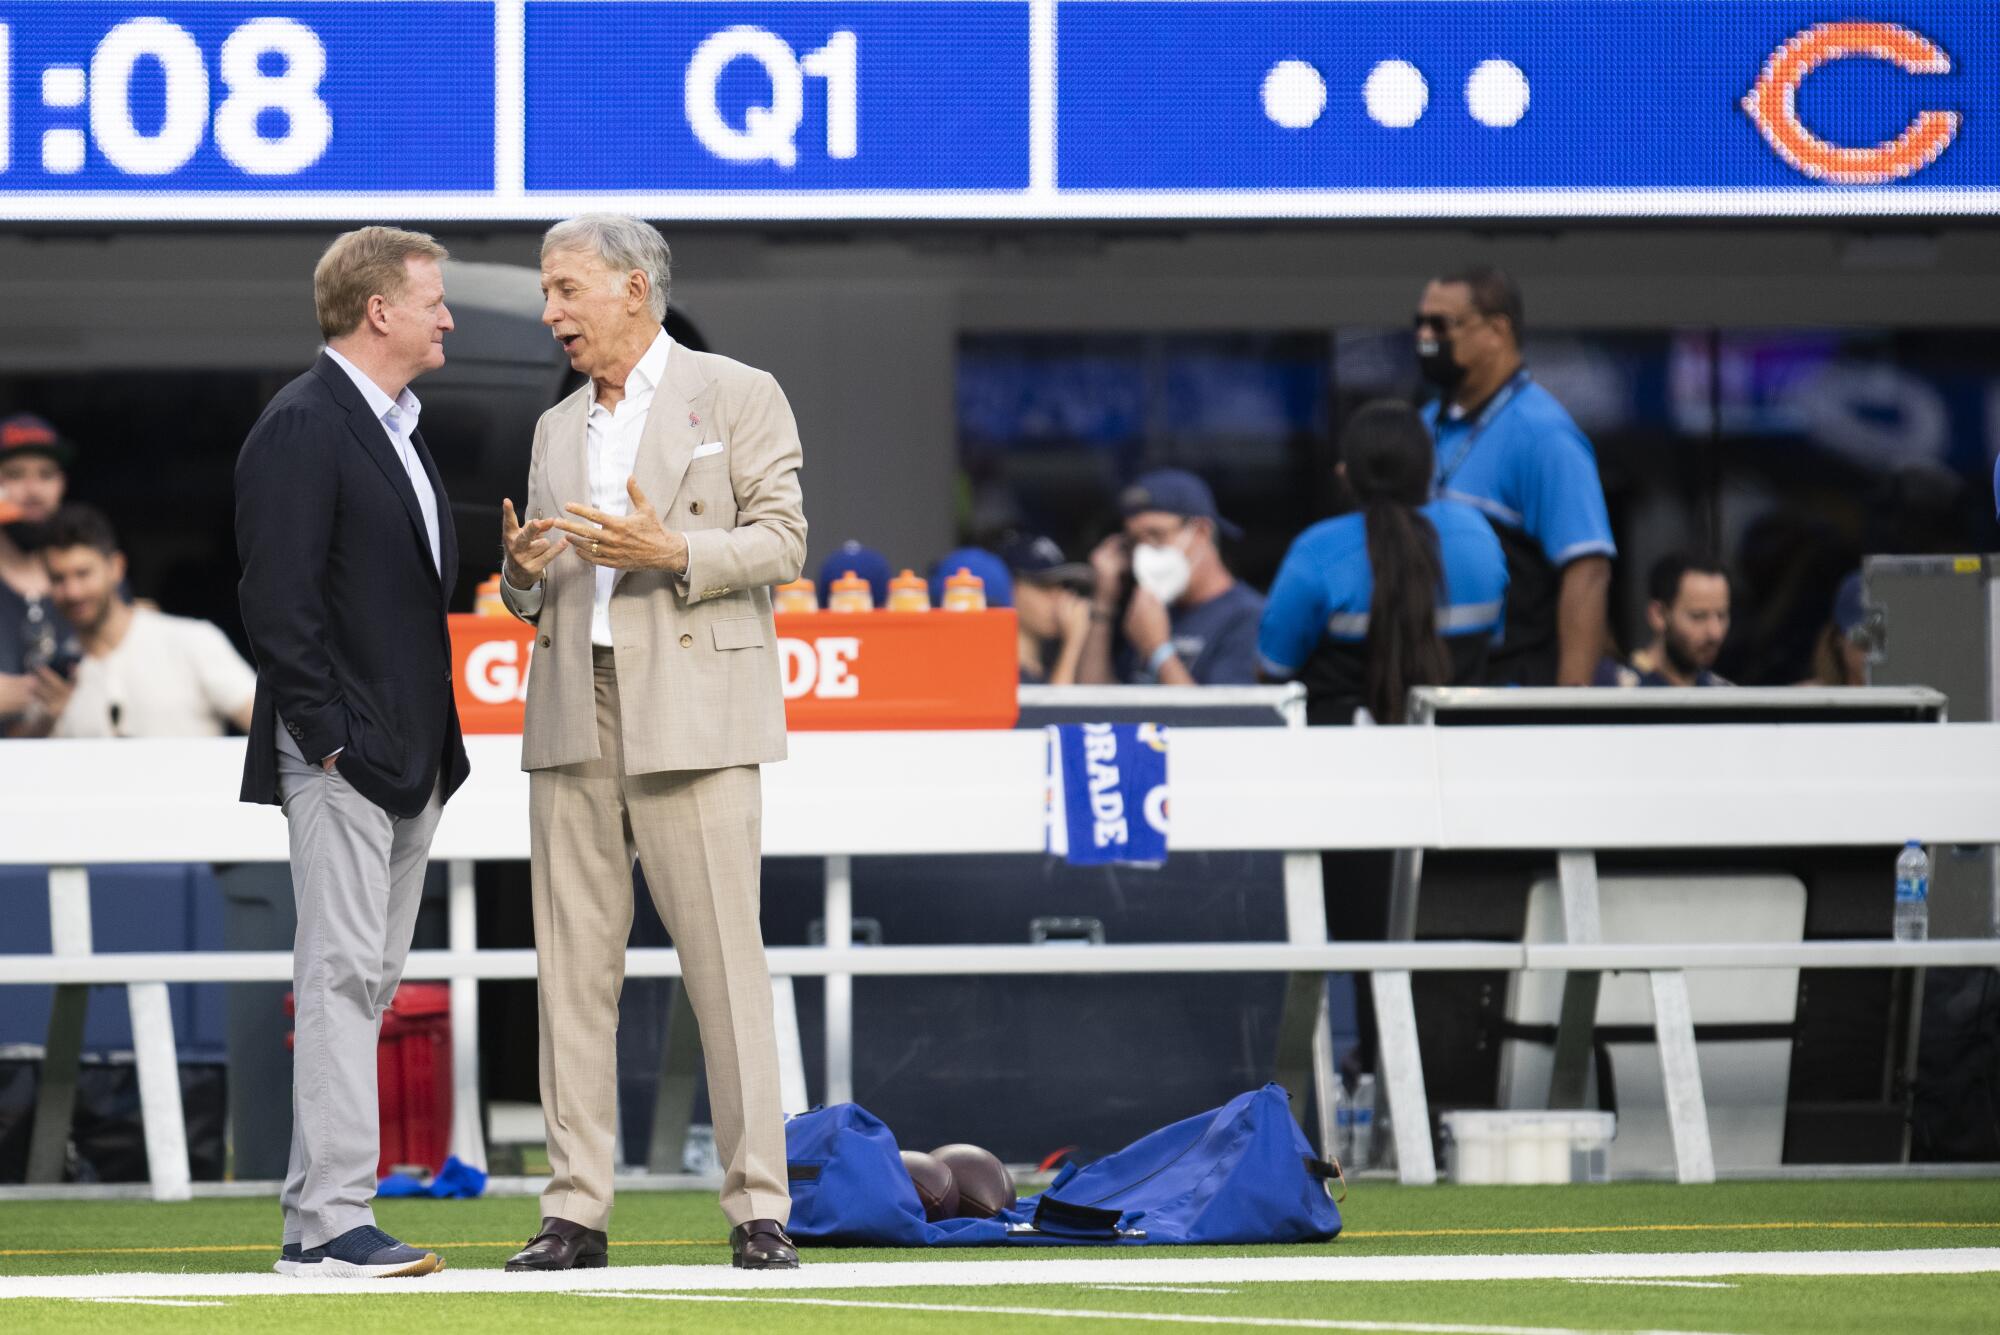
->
[3,717,1998,1199]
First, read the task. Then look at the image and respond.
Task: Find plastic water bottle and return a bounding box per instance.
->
[1894,841,1929,943]
[1337,1074,1376,1169]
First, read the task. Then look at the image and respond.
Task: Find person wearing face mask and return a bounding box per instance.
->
[1079,469,1264,686]
[0,414,79,734]
[1416,266,1615,687]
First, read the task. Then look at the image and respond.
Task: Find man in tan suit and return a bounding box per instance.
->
[497,214,806,1272]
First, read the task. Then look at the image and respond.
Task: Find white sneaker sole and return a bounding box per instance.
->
[274,1253,444,1279]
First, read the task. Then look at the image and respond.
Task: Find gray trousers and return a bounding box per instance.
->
[275,738,442,1248]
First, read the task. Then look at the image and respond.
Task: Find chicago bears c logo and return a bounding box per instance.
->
[1743,21,1960,185]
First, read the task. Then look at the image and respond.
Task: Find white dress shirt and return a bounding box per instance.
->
[508,327,680,647]
[322,344,441,575]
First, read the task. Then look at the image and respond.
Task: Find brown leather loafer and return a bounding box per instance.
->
[504,1217,608,1271]
[728,1219,798,1270]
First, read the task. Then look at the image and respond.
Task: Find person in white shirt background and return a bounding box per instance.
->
[24,503,255,738]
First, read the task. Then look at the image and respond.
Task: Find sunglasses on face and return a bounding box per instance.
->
[1413,312,1486,335]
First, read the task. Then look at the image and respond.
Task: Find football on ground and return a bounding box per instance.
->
[899,1148,959,1221]
[931,1143,1015,1218]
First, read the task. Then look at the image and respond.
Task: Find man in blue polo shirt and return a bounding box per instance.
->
[1417,267,1615,686]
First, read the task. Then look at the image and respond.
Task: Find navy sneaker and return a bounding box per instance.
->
[287,1225,442,1279]
[273,1242,319,1277]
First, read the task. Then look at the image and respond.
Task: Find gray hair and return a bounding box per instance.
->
[542,213,671,321]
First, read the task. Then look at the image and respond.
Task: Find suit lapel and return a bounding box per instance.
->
[636,345,714,510]
[313,355,439,587]
[410,426,456,600]
[543,385,591,522]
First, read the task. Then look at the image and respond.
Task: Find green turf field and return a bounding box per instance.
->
[3,1179,1998,1332]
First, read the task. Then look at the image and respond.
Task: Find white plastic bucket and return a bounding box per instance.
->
[1440,1110,1616,1184]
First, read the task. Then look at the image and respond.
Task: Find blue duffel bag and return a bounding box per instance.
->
[783,1083,1342,1247]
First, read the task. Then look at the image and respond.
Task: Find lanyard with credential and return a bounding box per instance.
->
[1434,369,1531,494]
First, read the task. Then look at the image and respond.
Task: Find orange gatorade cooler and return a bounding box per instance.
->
[827,571,874,612]
[774,577,818,614]
[887,568,931,611]
[942,567,988,612]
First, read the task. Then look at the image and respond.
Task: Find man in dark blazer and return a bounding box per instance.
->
[236,227,470,1279]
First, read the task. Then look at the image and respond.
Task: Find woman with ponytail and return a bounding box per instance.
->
[1260,400,1512,1087]
[1259,400,1509,725]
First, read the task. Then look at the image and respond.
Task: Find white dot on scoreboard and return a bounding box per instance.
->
[42,129,86,175]
[1261,59,1327,130]
[1362,59,1428,128]
[1466,58,1530,128]
[41,66,86,109]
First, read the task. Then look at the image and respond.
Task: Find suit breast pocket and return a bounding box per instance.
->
[681,454,737,529]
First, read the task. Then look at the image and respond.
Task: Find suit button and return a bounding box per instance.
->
[538,635,551,649]
[444,669,453,684]
[689,500,704,516]
[680,633,694,648]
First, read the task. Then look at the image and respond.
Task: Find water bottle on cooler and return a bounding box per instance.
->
[1894,841,1930,943]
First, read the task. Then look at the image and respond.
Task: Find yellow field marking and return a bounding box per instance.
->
[0,1239,717,1259]
[1340,1221,2000,1240]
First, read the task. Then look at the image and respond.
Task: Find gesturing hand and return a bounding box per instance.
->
[502,497,569,587]
[554,477,689,575]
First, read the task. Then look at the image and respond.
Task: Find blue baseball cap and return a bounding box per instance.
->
[993,530,1093,589]
[1119,469,1242,539]
[816,540,893,608]
[928,547,1014,609]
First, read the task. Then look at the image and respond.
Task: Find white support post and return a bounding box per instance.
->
[27,867,93,1184]
[1648,969,1716,1184]
[823,854,853,1106]
[48,866,93,954]
[771,976,809,1116]
[127,981,190,1201]
[446,860,487,1171]
[1370,969,1436,1185]
[1549,849,1605,1108]
[1276,849,1341,1161]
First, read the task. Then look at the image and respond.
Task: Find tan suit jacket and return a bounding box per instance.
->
[502,344,806,775]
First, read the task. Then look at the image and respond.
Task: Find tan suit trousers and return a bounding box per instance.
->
[528,649,790,1230]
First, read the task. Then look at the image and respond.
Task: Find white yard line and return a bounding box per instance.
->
[586,1292,1726,1335]
[74,1298,228,1307]
[3,1248,1997,1302]
[1565,1281,1738,1290]
[1089,1285,1243,1295]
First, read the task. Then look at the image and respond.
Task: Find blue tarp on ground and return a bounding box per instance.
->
[784,1083,1341,1246]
